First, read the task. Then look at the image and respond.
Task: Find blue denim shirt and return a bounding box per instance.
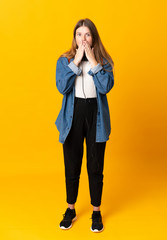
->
[55,56,114,144]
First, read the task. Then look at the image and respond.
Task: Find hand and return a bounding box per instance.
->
[83,41,98,67]
[73,43,85,66]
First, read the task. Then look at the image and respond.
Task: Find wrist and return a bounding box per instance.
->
[91,60,98,68]
[73,59,79,66]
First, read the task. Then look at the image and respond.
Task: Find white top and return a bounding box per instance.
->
[75,61,97,98]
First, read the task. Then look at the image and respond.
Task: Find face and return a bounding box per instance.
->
[75,26,93,48]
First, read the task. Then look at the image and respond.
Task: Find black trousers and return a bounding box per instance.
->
[63,97,106,207]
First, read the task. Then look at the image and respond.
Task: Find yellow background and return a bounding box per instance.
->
[0,0,167,239]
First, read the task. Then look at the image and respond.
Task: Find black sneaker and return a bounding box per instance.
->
[59,208,77,230]
[90,211,104,233]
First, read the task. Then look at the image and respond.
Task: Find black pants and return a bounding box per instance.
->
[63,97,106,207]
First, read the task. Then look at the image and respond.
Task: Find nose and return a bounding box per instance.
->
[82,35,86,41]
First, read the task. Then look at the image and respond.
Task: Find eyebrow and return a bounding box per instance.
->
[76,32,91,34]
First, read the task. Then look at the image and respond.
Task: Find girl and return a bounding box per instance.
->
[55,18,114,232]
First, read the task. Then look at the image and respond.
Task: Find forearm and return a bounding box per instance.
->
[56,58,81,95]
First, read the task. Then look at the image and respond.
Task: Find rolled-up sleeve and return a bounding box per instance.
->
[88,60,114,94]
[68,61,82,76]
[89,63,103,74]
[56,57,80,95]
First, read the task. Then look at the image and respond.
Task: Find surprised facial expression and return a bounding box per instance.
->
[75,26,93,48]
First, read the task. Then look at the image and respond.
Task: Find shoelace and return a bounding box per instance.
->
[90,214,102,223]
[62,209,73,221]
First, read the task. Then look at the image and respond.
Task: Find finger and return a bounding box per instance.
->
[87,42,91,48]
[84,44,89,50]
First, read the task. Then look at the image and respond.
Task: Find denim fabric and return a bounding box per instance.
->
[55,56,114,143]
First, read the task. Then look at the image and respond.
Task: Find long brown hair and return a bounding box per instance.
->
[59,18,114,73]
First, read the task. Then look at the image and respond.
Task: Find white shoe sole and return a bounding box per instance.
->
[90,226,104,233]
[59,216,77,230]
